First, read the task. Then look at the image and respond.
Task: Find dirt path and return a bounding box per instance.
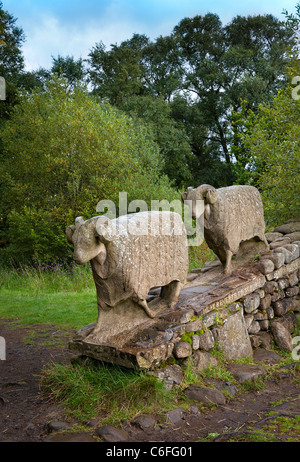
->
[0,320,299,443]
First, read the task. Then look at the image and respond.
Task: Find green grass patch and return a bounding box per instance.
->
[0,288,97,330]
[40,357,187,423]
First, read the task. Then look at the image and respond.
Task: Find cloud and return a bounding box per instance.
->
[8,0,297,71]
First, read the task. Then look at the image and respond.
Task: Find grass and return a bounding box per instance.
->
[0,241,214,330]
[40,357,186,423]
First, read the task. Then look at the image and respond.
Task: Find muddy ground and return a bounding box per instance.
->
[0,319,299,444]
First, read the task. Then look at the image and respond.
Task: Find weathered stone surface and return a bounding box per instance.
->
[265,232,283,242]
[256,259,274,275]
[258,319,269,331]
[277,313,297,333]
[184,351,218,372]
[272,301,286,317]
[271,291,285,303]
[263,281,278,294]
[285,232,300,242]
[288,271,299,287]
[270,321,293,352]
[284,244,300,261]
[95,425,129,442]
[259,294,271,310]
[256,332,273,349]
[69,338,174,370]
[131,415,156,431]
[166,408,186,424]
[46,421,71,433]
[197,331,215,351]
[277,278,290,290]
[191,335,200,350]
[244,315,254,330]
[266,257,300,281]
[274,222,300,234]
[260,252,285,269]
[254,311,268,321]
[266,306,274,319]
[270,239,291,250]
[182,184,268,275]
[150,364,184,390]
[227,363,266,383]
[248,321,260,334]
[162,309,194,324]
[212,310,252,360]
[67,211,189,346]
[273,246,293,264]
[174,341,191,359]
[285,286,299,297]
[185,318,203,333]
[253,348,282,364]
[184,385,226,405]
[243,292,261,313]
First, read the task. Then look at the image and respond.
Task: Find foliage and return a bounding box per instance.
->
[40,358,179,422]
[0,1,25,123]
[0,76,177,263]
[240,81,300,226]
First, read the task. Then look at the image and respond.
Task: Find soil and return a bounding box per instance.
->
[0,319,299,444]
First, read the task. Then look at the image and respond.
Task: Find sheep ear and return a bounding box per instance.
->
[95,216,116,243]
[66,225,76,244]
[206,189,218,204]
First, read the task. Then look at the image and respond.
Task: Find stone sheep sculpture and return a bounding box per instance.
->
[182,184,269,275]
[66,211,189,344]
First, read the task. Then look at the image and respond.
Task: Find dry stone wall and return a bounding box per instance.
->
[70,220,300,370]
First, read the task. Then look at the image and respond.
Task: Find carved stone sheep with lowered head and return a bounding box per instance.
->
[66,211,189,344]
[181,184,269,275]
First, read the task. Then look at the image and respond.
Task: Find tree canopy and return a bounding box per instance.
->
[0,2,299,264]
[0,77,176,263]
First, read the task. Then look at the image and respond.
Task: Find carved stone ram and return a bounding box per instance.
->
[66,211,189,344]
[182,184,269,275]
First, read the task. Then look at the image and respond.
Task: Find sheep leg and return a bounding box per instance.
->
[137,299,157,319]
[224,250,233,275]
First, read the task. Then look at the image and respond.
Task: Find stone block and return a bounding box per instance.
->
[248,320,260,334]
[174,341,192,359]
[265,232,283,242]
[284,244,300,261]
[184,385,226,405]
[197,331,215,351]
[263,281,278,294]
[256,259,275,275]
[227,363,266,383]
[212,310,252,360]
[243,292,261,313]
[272,300,287,317]
[270,321,293,352]
[184,351,218,372]
[288,271,299,287]
[271,290,285,302]
[285,286,299,297]
[277,278,290,290]
[259,293,271,310]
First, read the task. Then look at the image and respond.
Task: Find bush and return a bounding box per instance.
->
[0,77,178,264]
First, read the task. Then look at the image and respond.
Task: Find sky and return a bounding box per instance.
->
[4,0,298,71]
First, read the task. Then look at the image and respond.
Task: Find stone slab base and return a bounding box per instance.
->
[69,223,300,370]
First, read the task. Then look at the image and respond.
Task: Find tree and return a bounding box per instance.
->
[172,13,296,182]
[0,1,25,121]
[0,77,177,263]
[120,95,193,187]
[241,82,300,227]
[88,34,149,105]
